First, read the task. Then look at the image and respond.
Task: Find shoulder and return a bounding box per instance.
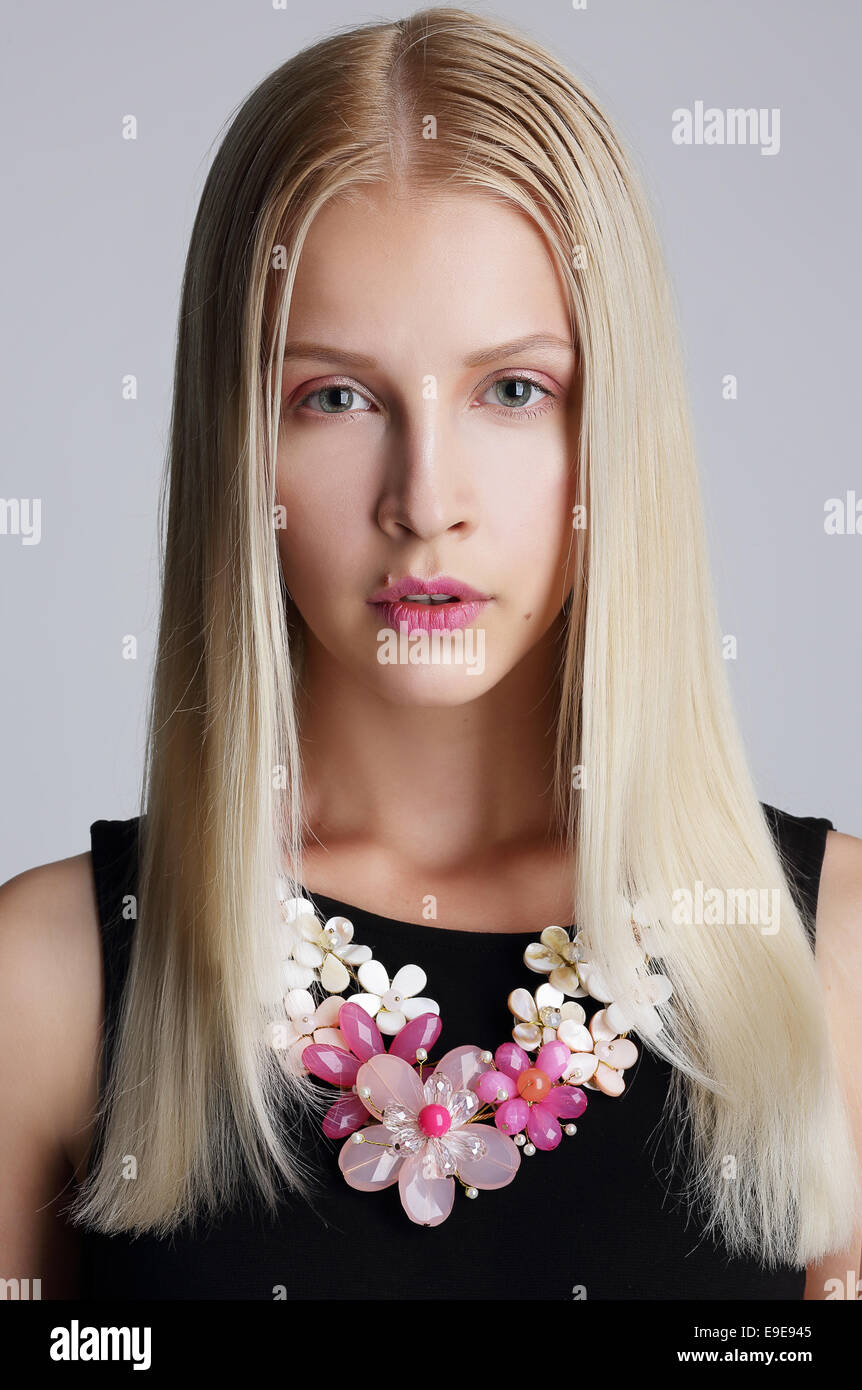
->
[816,827,862,966]
[805,827,862,1297]
[0,848,103,1173]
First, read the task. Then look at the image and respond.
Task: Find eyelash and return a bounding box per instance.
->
[291,372,557,424]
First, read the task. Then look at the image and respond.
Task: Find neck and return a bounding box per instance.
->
[296,618,565,875]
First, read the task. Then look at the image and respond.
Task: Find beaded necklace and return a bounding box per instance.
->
[273,883,672,1227]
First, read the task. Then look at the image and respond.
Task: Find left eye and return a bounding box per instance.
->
[480,377,550,410]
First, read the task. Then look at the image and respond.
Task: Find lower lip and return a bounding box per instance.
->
[369,598,491,632]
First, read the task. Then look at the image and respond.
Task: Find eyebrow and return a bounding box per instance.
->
[280,332,574,370]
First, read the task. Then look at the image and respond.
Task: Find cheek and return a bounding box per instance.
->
[275,455,370,605]
[483,452,575,568]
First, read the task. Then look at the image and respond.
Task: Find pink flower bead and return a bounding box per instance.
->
[417,1103,452,1137]
[475,1070,513,1104]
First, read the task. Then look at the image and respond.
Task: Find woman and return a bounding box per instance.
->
[1,7,860,1301]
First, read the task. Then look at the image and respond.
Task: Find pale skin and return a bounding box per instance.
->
[0,188,859,1297]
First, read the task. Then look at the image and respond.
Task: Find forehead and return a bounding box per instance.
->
[269,185,571,357]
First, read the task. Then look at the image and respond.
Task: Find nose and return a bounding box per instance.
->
[375,395,478,542]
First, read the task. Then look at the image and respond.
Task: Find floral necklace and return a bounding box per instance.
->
[272,880,673,1227]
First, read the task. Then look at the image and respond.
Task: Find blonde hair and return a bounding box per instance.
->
[68,6,860,1265]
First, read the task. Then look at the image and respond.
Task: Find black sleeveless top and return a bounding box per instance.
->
[78,802,833,1301]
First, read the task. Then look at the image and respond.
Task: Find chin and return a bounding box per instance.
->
[363,662,498,706]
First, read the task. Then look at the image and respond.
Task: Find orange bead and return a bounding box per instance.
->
[516,1067,551,1102]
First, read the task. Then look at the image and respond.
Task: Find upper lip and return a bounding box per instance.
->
[367,574,492,603]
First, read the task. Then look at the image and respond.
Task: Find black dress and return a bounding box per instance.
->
[77,802,833,1300]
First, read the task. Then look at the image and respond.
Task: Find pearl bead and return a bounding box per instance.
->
[415,1048,428,1062]
[565,1123,578,1136]
[350,1132,365,1144]
[523,1143,536,1156]
[359,1086,371,1099]
[514,1133,526,1147]
[465,1187,478,1200]
[480,1050,493,1064]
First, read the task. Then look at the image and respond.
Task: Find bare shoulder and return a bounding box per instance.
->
[0,848,103,1296]
[804,828,862,1300]
[816,828,862,968]
[0,850,103,1151]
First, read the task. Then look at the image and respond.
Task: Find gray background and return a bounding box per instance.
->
[2,0,859,880]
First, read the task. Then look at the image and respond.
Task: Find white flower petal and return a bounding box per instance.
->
[292,940,324,969]
[391,963,426,999]
[280,895,318,922]
[605,1000,634,1034]
[560,1001,586,1025]
[313,994,343,1027]
[318,954,351,994]
[550,964,586,996]
[563,1052,599,1084]
[281,960,315,991]
[346,992,381,1018]
[339,944,372,965]
[644,973,673,1005]
[523,942,558,974]
[357,958,390,995]
[557,1020,593,1052]
[540,926,571,954]
[534,982,564,1010]
[508,987,539,1023]
[284,988,316,1019]
[322,915,354,948]
[376,1009,407,1036]
[401,996,440,1019]
[579,963,613,1002]
[513,1022,542,1049]
[588,1008,617,1043]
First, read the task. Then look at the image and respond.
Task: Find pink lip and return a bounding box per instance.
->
[367,574,492,633]
[367,574,491,603]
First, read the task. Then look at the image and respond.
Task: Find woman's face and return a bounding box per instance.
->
[274,185,579,704]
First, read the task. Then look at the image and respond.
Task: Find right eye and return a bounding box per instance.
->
[295,382,376,416]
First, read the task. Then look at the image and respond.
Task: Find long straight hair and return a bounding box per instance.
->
[68,6,860,1263]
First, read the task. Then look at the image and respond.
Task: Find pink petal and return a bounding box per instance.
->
[526,1103,562,1151]
[433,1044,491,1093]
[339,1125,402,1190]
[535,1039,570,1082]
[311,1027,347,1050]
[494,1096,530,1135]
[398,1153,456,1226]
[389,1012,442,1063]
[494,1041,531,1081]
[301,1042,359,1087]
[323,1093,369,1139]
[549,1084,588,1120]
[454,1124,521,1190]
[475,1070,513,1104]
[338,1001,385,1061]
[355,1052,424,1119]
